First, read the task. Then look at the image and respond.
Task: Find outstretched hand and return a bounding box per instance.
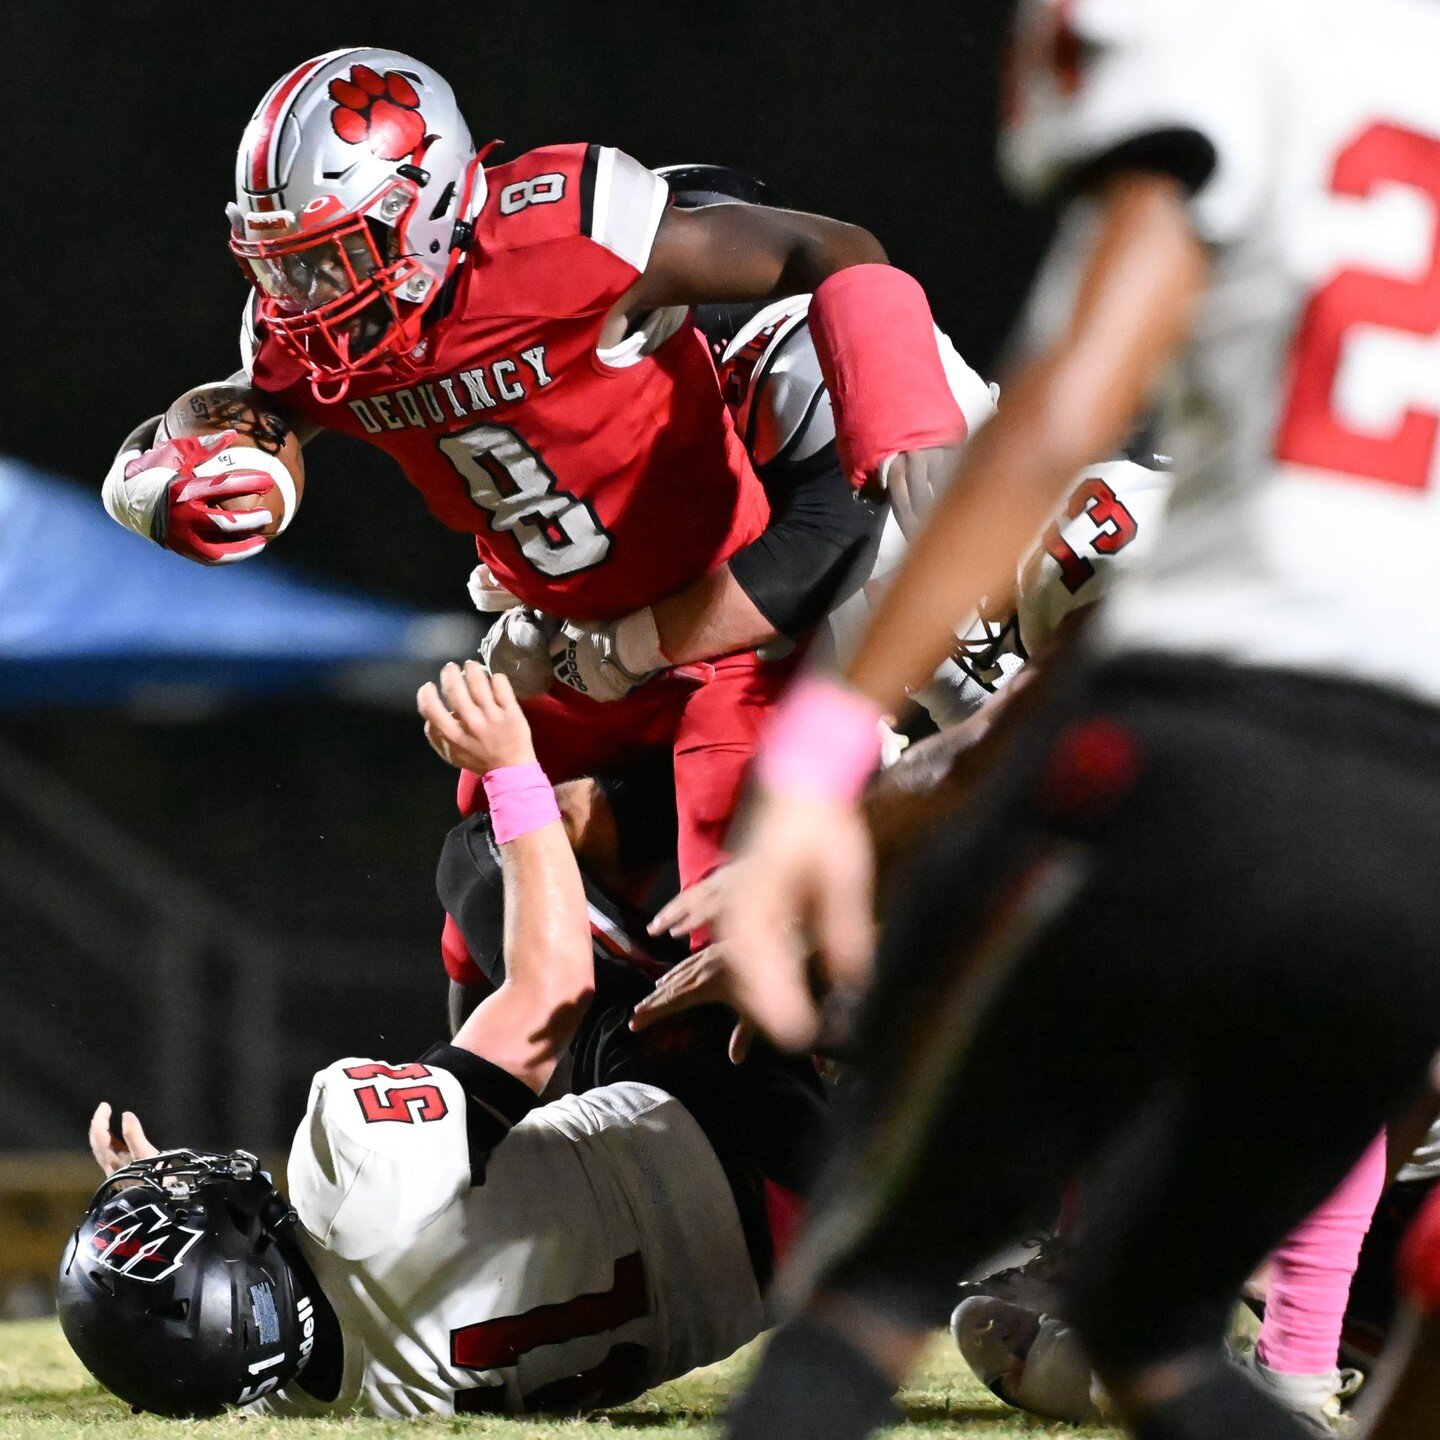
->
[418,662,537,773]
[88,1102,159,1177]
[629,943,756,1064]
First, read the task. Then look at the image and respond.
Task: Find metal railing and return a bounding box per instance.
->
[0,736,284,1151]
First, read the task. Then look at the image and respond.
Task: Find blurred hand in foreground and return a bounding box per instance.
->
[716,791,875,1052]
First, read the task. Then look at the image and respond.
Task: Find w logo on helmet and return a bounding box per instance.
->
[328,65,429,162]
[90,1204,204,1284]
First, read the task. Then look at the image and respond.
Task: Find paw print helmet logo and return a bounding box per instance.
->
[327,64,429,161]
[228,48,490,400]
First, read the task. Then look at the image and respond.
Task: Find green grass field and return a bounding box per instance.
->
[0,1319,1123,1440]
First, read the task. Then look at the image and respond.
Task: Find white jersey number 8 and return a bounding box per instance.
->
[439,423,612,577]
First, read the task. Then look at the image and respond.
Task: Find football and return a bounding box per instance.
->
[159,381,305,537]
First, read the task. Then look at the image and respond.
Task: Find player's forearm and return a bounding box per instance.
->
[630,205,886,316]
[651,567,778,665]
[452,818,595,1092]
[498,821,593,1003]
[650,463,884,663]
[844,175,1206,711]
[770,213,889,296]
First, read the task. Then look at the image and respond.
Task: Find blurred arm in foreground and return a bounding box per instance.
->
[719,171,1206,1052]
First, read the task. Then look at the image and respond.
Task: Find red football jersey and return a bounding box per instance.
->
[249,144,771,619]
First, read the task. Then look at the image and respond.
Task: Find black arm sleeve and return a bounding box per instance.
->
[419,1041,540,1183]
[728,445,885,641]
[1070,128,1218,199]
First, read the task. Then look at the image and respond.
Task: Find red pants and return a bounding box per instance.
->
[447,650,798,977]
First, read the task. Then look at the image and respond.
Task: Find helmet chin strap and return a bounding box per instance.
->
[309,369,353,404]
[445,148,494,261]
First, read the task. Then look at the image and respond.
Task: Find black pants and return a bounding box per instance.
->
[792,654,1440,1375]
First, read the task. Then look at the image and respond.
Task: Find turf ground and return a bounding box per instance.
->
[0,1319,1124,1440]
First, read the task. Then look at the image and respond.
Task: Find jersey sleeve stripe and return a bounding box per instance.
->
[420,1042,540,1183]
[579,142,601,239]
[1070,127,1219,197]
[587,147,668,273]
[245,53,331,201]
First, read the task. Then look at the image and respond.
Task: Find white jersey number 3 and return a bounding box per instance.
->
[440,424,613,576]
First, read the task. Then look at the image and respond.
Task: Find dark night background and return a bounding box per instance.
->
[2,1,1049,1154]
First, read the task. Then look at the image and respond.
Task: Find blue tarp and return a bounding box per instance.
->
[0,456,449,709]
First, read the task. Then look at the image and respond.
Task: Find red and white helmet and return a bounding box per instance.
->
[229,48,486,398]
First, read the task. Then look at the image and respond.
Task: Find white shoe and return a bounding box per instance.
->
[1237,1349,1364,1433]
[951,1295,1106,1423]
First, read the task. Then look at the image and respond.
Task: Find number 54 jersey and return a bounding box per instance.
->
[252,1058,765,1418]
[1006,0,1440,704]
[248,144,769,622]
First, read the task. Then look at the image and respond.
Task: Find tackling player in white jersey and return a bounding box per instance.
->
[57,667,811,1419]
[710,4,1440,1440]
[713,285,1172,723]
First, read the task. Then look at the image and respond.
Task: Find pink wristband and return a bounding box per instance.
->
[481,761,561,844]
[809,264,968,490]
[755,676,884,803]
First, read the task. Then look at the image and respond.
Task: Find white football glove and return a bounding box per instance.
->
[478,607,560,699]
[549,609,665,702]
[102,432,294,565]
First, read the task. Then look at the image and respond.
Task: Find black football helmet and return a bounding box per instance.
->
[655,163,787,360]
[58,1148,314,1417]
[655,162,785,211]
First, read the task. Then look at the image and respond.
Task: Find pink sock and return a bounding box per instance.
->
[1257,1131,1387,1374]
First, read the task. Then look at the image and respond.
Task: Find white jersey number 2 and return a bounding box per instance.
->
[1276,122,1440,491]
[440,424,613,576]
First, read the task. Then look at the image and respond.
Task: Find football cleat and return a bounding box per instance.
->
[952,1232,1069,1316]
[1237,1347,1364,1434]
[951,1294,1105,1423]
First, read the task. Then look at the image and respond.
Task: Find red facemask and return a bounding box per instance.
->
[230,186,431,402]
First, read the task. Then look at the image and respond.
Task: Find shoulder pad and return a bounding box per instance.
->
[289,1059,470,1259]
[721,297,833,467]
[480,144,666,273]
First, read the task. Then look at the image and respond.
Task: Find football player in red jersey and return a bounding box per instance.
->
[102,47,966,918]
